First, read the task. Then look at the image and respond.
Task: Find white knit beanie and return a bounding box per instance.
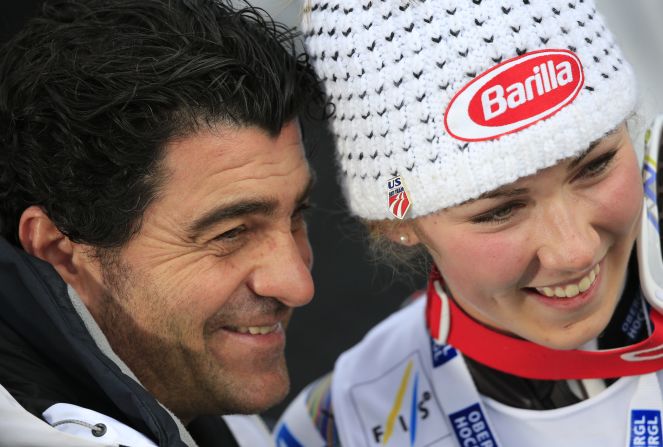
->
[302,0,637,220]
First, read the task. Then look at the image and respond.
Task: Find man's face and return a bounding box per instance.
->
[84,121,314,420]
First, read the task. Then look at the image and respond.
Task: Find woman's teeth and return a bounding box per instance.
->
[231,323,281,335]
[535,264,600,298]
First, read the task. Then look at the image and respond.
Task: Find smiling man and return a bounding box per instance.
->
[0,0,322,445]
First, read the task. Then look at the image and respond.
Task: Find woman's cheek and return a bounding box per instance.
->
[595,161,642,234]
[435,231,530,296]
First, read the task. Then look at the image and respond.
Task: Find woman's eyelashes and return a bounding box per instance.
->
[576,149,617,180]
[471,202,526,224]
[470,149,619,225]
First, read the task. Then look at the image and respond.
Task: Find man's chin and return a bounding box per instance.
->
[204,341,291,412]
[217,372,290,415]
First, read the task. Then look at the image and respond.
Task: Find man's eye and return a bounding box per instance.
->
[471,203,523,224]
[579,150,617,179]
[291,203,312,228]
[214,225,246,241]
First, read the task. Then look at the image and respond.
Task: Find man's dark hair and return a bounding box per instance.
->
[0,0,323,248]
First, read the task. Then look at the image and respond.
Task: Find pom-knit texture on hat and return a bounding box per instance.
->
[302,0,637,220]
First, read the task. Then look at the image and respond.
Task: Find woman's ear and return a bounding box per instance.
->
[381,220,422,246]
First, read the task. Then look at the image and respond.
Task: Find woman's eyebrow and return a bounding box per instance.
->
[460,186,529,206]
[478,186,529,201]
[459,127,622,207]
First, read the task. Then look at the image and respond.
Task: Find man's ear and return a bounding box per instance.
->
[18,206,99,300]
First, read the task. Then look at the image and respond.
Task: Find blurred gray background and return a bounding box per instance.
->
[2,0,662,427]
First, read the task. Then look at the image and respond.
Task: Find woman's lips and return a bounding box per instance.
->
[534,264,601,298]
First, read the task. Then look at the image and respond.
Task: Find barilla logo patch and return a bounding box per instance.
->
[449,403,498,447]
[629,410,661,447]
[350,353,448,446]
[444,49,585,142]
[388,176,412,219]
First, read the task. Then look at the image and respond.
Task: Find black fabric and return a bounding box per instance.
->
[0,238,240,445]
[0,313,129,423]
[464,254,645,410]
[187,416,240,447]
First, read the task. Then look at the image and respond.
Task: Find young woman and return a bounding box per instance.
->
[276,0,663,446]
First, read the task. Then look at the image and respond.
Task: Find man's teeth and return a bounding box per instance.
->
[232,323,281,335]
[536,264,600,298]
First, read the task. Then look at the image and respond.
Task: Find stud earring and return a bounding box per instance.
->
[399,235,409,244]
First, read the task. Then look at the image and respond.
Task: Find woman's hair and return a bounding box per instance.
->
[0,0,324,248]
[363,219,430,275]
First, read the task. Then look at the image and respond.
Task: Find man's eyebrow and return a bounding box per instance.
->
[568,126,621,169]
[188,174,315,236]
[189,200,277,236]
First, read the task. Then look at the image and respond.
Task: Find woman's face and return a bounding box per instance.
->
[410,126,642,350]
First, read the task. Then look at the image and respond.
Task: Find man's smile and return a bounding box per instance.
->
[224,322,283,335]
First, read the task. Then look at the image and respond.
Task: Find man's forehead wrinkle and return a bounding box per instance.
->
[163,131,265,182]
[195,142,308,185]
[161,148,307,214]
[201,127,304,169]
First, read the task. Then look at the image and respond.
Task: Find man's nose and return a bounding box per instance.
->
[535,199,600,272]
[248,231,314,308]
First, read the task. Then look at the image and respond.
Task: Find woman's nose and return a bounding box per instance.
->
[535,200,601,272]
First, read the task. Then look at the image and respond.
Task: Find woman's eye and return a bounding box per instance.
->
[471,203,521,224]
[579,150,617,178]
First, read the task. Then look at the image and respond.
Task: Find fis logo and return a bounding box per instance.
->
[387,176,412,219]
[351,353,448,446]
[372,360,429,445]
[275,423,304,447]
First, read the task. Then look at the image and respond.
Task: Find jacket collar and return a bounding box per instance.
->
[0,238,190,446]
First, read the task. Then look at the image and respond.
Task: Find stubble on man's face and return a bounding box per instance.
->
[81,122,314,422]
[93,251,291,421]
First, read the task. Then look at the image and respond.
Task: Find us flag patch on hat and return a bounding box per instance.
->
[387,176,411,219]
